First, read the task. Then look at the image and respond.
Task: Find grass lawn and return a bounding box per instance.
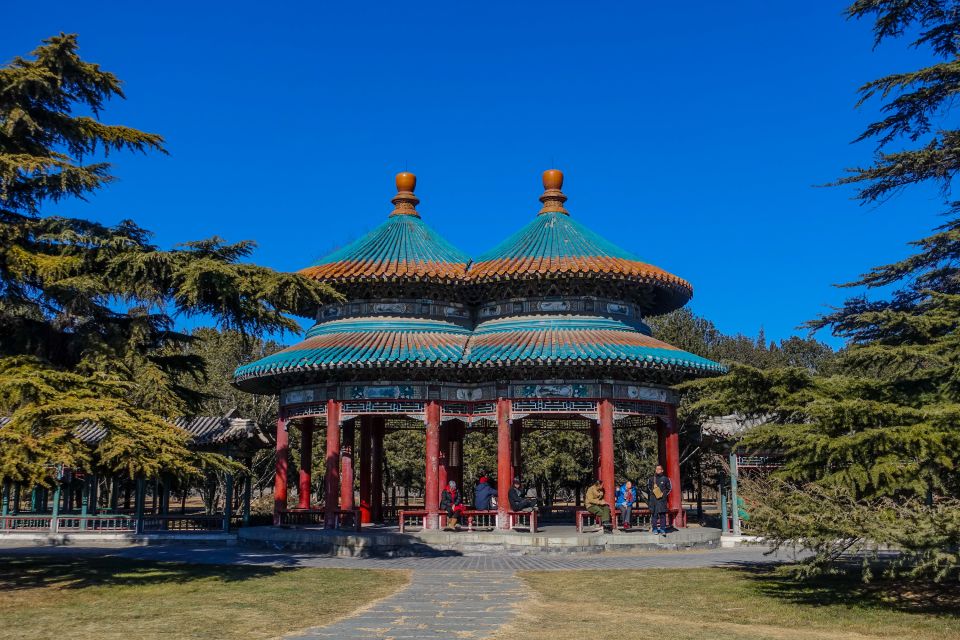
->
[501,567,960,640]
[0,555,407,640]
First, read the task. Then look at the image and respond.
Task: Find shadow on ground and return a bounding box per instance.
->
[0,554,291,591]
[731,562,960,617]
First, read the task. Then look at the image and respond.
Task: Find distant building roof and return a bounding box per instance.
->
[701,414,772,441]
[0,410,269,449]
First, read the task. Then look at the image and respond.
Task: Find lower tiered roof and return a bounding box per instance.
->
[232,314,723,392]
[233,317,471,383]
[466,316,722,371]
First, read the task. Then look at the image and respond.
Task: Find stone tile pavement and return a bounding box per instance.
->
[283,571,525,640]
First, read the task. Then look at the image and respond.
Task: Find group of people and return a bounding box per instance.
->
[439,474,536,530]
[438,465,673,534]
[585,464,673,533]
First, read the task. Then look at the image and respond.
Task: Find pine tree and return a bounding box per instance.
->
[685,2,960,581]
[0,35,339,486]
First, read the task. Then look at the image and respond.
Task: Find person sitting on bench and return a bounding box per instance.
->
[585,479,612,533]
[440,480,467,530]
[616,480,636,530]
[474,474,496,511]
[508,478,537,512]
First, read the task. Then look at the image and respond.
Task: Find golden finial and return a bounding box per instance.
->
[539,168,568,215]
[390,171,420,217]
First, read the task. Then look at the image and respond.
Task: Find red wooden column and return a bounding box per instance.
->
[424,401,441,529]
[371,416,385,521]
[359,416,372,523]
[341,419,355,510]
[453,423,465,491]
[298,418,314,509]
[273,414,289,525]
[598,399,616,513]
[324,400,341,528]
[438,421,449,494]
[511,419,523,481]
[657,421,667,469]
[591,422,600,480]
[665,404,684,527]
[496,398,512,529]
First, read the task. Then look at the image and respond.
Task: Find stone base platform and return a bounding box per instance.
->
[0,531,238,546]
[238,524,721,557]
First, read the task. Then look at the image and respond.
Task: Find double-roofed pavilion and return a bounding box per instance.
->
[232,170,723,530]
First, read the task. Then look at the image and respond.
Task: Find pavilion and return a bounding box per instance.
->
[232,169,723,530]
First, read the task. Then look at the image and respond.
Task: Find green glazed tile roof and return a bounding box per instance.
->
[233,317,472,381]
[233,314,724,386]
[299,214,469,283]
[465,315,724,371]
[470,212,691,287]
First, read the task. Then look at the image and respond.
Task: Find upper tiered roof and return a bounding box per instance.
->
[298,172,469,286]
[469,170,692,314]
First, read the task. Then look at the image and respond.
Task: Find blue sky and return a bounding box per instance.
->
[5,1,944,348]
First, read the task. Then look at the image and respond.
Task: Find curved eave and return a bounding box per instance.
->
[298,262,467,284]
[465,315,724,374]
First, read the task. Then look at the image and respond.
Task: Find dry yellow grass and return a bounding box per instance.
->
[0,555,407,640]
[500,568,960,640]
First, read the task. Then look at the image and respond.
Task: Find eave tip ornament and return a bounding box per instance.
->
[539,168,568,215]
[390,171,420,217]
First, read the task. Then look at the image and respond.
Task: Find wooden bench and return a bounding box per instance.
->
[575,508,680,532]
[399,509,537,532]
[507,510,537,532]
[399,509,442,532]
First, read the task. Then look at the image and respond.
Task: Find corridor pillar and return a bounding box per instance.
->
[424,401,441,529]
[359,416,372,523]
[298,418,314,509]
[598,399,615,513]
[371,416,385,522]
[665,404,684,527]
[273,414,289,525]
[496,398,512,529]
[340,419,355,510]
[324,400,341,528]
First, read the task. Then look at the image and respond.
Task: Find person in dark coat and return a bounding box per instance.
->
[646,465,672,534]
[439,480,466,530]
[474,475,496,510]
[507,478,537,512]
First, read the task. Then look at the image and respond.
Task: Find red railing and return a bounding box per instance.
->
[141,515,227,532]
[0,514,137,532]
[0,515,53,531]
[56,515,135,531]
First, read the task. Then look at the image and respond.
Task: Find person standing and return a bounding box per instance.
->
[646,465,672,534]
[616,480,636,530]
[585,479,612,533]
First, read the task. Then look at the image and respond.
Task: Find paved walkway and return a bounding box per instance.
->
[286,571,525,640]
[0,543,800,639]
